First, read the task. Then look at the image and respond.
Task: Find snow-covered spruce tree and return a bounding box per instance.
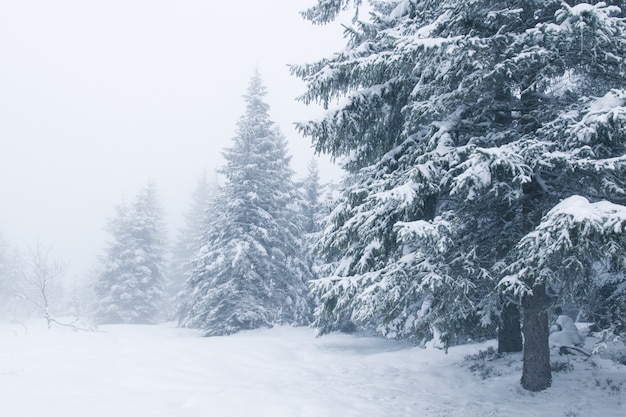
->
[95,181,167,324]
[300,159,323,237]
[297,159,330,304]
[294,0,502,345]
[294,0,626,391]
[168,172,215,301]
[177,71,313,336]
[502,196,626,386]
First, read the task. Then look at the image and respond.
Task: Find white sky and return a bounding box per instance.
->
[0,0,350,281]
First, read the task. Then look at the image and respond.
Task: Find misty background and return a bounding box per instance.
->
[0,0,345,282]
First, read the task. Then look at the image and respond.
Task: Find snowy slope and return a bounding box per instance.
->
[0,322,624,417]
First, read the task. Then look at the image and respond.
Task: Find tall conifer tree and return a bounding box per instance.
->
[177,71,313,335]
[168,172,215,300]
[95,182,167,324]
[301,159,322,236]
[295,0,626,391]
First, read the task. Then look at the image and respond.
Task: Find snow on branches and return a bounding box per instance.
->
[501,196,626,297]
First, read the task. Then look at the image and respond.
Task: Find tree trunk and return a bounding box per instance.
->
[498,301,523,353]
[521,282,551,391]
[494,84,512,126]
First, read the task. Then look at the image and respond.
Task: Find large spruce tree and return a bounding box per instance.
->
[295,0,626,391]
[177,71,313,336]
[95,181,167,324]
[300,159,323,237]
[168,172,215,300]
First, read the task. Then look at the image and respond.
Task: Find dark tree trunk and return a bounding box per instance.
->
[494,84,512,126]
[521,282,552,391]
[498,301,523,353]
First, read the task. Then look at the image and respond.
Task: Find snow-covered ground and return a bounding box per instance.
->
[0,321,624,417]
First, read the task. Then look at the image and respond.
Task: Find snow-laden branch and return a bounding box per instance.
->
[524,195,626,249]
[501,195,626,295]
[301,0,362,25]
[542,89,626,151]
[448,141,533,201]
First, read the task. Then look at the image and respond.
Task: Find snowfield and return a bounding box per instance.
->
[1,322,624,417]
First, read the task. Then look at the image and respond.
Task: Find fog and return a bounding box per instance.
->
[0,0,346,282]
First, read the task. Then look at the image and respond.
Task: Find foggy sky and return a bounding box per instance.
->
[0,0,347,282]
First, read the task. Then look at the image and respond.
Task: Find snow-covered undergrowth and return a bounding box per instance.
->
[0,322,624,417]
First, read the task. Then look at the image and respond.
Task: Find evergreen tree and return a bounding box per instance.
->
[95,181,167,324]
[301,159,322,236]
[502,196,626,387]
[177,71,313,336]
[168,172,215,300]
[297,159,328,296]
[295,0,626,391]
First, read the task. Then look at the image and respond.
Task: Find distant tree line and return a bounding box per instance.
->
[92,71,320,335]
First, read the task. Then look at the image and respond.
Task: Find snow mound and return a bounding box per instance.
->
[550,315,585,347]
